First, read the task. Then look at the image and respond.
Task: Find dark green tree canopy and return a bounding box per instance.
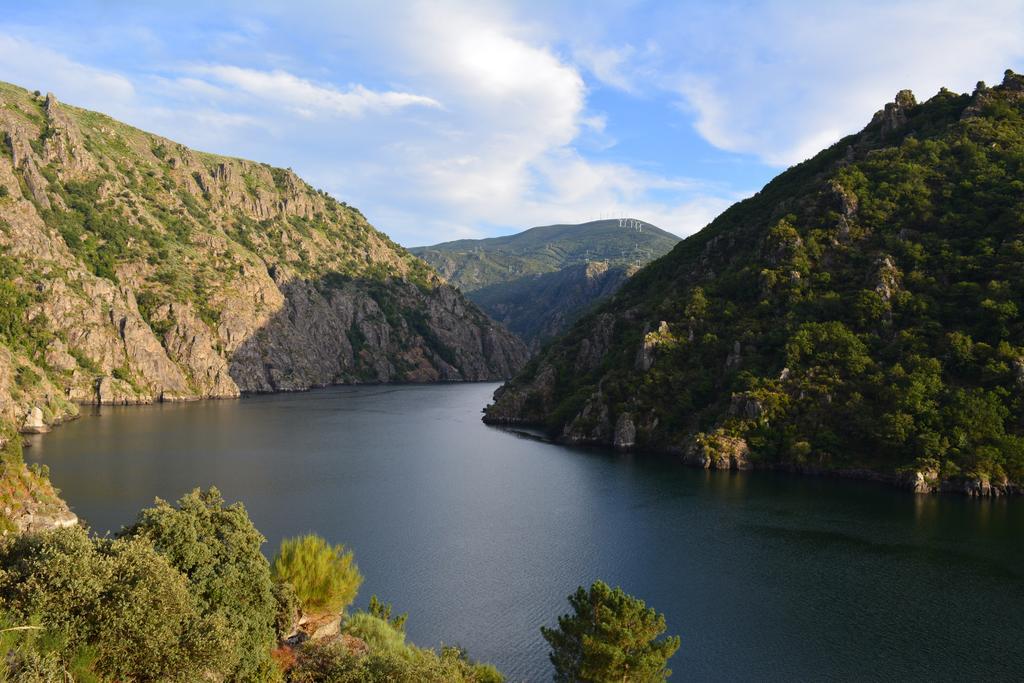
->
[541,581,680,683]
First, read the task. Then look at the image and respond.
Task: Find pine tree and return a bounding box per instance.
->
[541,581,680,682]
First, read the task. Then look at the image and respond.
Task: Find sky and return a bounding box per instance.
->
[0,1,1022,246]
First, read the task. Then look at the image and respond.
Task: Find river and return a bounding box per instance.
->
[24,383,1024,681]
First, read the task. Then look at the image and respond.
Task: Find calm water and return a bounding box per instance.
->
[25,383,1024,681]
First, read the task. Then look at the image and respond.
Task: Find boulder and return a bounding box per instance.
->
[20,406,48,434]
[613,413,636,449]
[682,431,751,470]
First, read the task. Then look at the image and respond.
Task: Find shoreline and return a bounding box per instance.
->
[492,424,1023,499]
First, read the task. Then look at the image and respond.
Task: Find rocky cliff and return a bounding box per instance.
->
[486,71,1024,496]
[0,81,527,441]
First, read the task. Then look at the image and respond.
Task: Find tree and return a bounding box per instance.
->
[541,581,680,683]
[123,487,280,682]
[272,534,363,615]
[368,594,408,631]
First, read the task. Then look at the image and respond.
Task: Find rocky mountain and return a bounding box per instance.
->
[0,80,527,445]
[486,70,1024,496]
[412,219,679,348]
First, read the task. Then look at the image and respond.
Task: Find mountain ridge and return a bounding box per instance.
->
[485,70,1024,496]
[413,219,679,349]
[411,218,679,292]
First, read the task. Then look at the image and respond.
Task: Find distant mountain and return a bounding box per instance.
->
[412,219,679,292]
[486,71,1024,496]
[412,220,680,348]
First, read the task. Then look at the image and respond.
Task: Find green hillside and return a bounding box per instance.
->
[486,71,1024,496]
[413,220,679,348]
[411,219,679,293]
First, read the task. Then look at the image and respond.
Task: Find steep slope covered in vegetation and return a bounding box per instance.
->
[486,71,1024,495]
[0,81,527,442]
[471,260,638,352]
[413,219,678,348]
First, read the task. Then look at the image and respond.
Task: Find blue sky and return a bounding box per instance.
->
[1,1,1022,246]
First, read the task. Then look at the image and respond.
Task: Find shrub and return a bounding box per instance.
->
[273,580,300,640]
[0,527,227,681]
[290,633,504,683]
[342,612,409,657]
[368,594,408,631]
[123,488,280,682]
[272,534,363,615]
[541,581,680,683]
[0,612,102,683]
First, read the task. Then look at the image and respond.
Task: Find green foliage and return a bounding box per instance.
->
[343,612,410,656]
[0,614,103,683]
[541,581,680,683]
[0,256,50,357]
[273,580,300,640]
[413,220,679,346]
[44,177,138,282]
[291,614,503,683]
[368,594,408,632]
[272,534,363,615]
[0,527,228,682]
[123,487,280,682]
[495,73,1024,487]
[412,219,680,294]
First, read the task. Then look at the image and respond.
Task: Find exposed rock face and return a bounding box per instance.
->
[613,413,636,449]
[907,467,941,494]
[0,433,79,534]
[729,393,765,421]
[561,392,611,445]
[872,255,901,301]
[0,82,527,436]
[10,506,79,533]
[872,89,918,135]
[20,406,48,434]
[681,432,752,471]
[483,364,557,426]
[636,321,670,372]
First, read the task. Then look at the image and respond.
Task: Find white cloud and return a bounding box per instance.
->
[192,65,441,118]
[0,34,135,107]
[574,44,637,93]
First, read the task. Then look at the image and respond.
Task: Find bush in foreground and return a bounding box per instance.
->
[290,612,503,683]
[124,487,281,681]
[0,526,227,681]
[542,581,680,683]
[273,534,364,615]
